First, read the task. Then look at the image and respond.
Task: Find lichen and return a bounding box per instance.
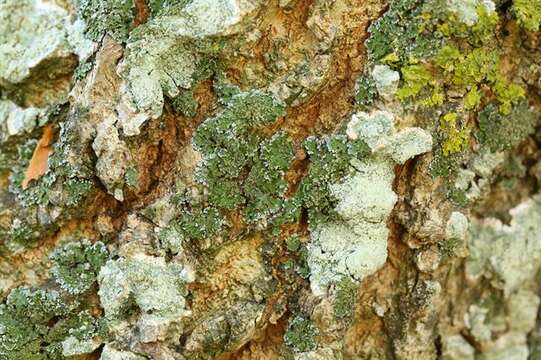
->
[307,110,432,295]
[512,0,541,32]
[0,288,101,359]
[192,91,296,228]
[284,315,318,353]
[466,195,541,295]
[334,276,358,318]
[50,240,109,295]
[76,0,135,42]
[476,102,539,152]
[98,253,192,344]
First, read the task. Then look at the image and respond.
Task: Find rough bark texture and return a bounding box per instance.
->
[1,0,541,359]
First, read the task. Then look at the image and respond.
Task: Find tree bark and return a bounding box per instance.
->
[1,0,541,359]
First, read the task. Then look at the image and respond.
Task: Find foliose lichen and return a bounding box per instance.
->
[0,288,101,359]
[306,110,432,295]
[50,240,109,295]
[284,315,319,353]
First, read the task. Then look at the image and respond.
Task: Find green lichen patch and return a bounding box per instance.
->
[295,135,370,228]
[176,207,224,241]
[512,0,541,31]
[476,102,539,152]
[50,240,109,295]
[76,0,135,42]
[334,276,358,319]
[0,288,101,359]
[284,315,318,353]
[366,0,437,62]
[355,74,377,106]
[192,91,297,229]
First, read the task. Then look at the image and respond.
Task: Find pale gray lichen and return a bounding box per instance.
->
[100,345,146,360]
[116,0,265,135]
[62,335,101,357]
[442,335,475,360]
[466,195,541,295]
[371,64,400,99]
[98,253,193,344]
[0,0,71,84]
[447,0,496,25]
[445,211,469,241]
[0,100,43,141]
[307,110,432,295]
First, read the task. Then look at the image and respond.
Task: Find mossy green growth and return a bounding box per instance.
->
[76,0,135,42]
[0,288,100,359]
[295,135,370,228]
[124,167,139,189]
[192,91,297,227]
[476,102,538,152]
[397,44,525,114]
[244,132,295,223]
[148,0,191,17]
[334,276,358,319]
[513,0,541,31]
[396,63,434,102]
[50,240,109,295]
[284,315,318,353]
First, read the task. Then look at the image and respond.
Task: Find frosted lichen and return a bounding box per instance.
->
[0,100,43,140]
[371,64,400,99]
[98,253,192,344]
[466,195,541,295]
[116,0,265,134]
[50,240,109,295]
[307,110,432,295]
[0,0,70,84]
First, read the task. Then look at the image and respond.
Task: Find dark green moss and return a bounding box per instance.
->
[172,90,198,117]
[355,75,377,106]
[366,0,439,62]
[177,207,224,241]
[0,288,100,359]
[192,91,296,227]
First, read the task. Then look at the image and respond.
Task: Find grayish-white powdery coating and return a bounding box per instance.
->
[62,336,101,357]
[466,195,541,295]
[308,111,433,295]
[0,0,93,85]
[447,0,496,25]
[0,100,43,141]
[100,345,146,360]
[98,253,193,344]
[442,335,475,360]
[445,211,468,241]
[464,198,541,359]
[371,64,400,99]
[117,0,264,135]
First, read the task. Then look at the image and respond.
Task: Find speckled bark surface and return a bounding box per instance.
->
[1,0,541,359]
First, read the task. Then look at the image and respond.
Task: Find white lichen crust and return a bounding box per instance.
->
[307,110,433,295]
